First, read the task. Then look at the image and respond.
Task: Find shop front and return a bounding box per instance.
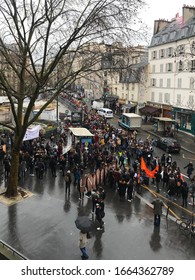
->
[162,105,172,118]
[173,107,195,135]
[139,104,161,118]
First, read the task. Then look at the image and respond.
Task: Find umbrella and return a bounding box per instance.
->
[75,216,94,232]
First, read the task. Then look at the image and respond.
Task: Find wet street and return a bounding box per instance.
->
[0,164,195,260]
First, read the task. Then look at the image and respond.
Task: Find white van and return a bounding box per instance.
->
[97,108,113,118]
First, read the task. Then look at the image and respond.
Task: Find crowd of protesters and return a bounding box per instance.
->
[0,97,194,218]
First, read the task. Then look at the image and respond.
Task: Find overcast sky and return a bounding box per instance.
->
[142,0,195,34]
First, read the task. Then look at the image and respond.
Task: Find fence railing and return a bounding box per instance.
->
[0,240,28,260]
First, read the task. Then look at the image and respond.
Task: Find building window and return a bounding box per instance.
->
[164,93,170,103]
[176,94,181,105]
[190,60,195,72]
[167,47,173,57]
[177,78,182,89]
[162,34,168,43]
[190,41,195,55]
[160,64,163,73]
[177,44,185,54]
[166,63,172,72]
[190,77,195,90]
[151,78,156,86]
[167,79,171,88]
[131,94,134,101]
[170,31,176,40]
[122,83,124,90]
[159,79,163,87]
[159,92,163,102]
[152,65,156,73]
[132,83,135,90]
[178,60,183,71]
[152,51,157,59]
[126,84,129,90]
[159,49,165,58]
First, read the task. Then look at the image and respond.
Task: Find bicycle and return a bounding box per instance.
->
[176,216,195,237]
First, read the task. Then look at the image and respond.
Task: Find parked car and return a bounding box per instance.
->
[154,137,181,153]
[97,108,113,118]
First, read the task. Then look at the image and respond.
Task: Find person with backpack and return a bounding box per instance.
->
[64,170,72,195]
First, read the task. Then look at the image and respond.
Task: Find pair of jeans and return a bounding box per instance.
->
[80,247,89,259]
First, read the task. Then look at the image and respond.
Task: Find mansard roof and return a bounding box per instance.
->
[150,16,195,47]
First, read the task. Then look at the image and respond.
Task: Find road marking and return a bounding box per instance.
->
[138,185,195,220]
[182,153,195,161]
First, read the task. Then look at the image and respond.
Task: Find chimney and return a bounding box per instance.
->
[153,19,170,35]
[182,4,195,22]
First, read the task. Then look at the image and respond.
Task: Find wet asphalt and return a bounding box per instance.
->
[0,166,195,260]
[0,106,195,260]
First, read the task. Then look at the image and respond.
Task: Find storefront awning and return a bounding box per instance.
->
[69,127,94,137]
[153,117,176,122]
[104,95,118,101]
[139,105,161,115]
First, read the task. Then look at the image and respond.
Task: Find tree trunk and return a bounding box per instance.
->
[5,148,20,198]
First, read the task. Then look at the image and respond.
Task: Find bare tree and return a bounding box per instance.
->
[0,0,147,197]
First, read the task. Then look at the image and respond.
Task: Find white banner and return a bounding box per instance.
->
[23,125,41,141]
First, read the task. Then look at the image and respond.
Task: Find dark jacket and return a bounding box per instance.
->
[151,199,163,215]
[181,182,188,198]
[155,171,161,182]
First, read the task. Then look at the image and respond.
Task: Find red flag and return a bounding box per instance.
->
[140,157,159,178]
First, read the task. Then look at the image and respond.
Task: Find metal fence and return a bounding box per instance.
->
[0,240,28,260]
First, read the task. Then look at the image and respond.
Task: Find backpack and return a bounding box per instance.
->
[65,175,70,183]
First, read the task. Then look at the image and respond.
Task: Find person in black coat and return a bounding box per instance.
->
[126,177,134,202]
[184,162,194,179]
[118,177,127,201]
[167,174,176,200]
[95,203,104,231]
[162,168,169,189]
[154,170,161,193]
[49,156,57,177]
[181,181,189,208]
[151,197,164,226]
